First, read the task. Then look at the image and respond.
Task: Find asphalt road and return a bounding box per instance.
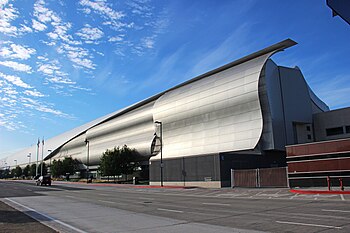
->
[1,180,349,233]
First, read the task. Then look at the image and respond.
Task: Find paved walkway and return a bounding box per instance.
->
[0,200,57,233]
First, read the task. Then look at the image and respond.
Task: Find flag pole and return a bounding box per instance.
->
[36,138,40,176]
[41,137,44,176]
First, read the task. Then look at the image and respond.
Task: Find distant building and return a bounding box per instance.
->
[287,107,350,187]
[2,39,348,188]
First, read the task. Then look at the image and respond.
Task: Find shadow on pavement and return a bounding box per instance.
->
[0,201,56,233]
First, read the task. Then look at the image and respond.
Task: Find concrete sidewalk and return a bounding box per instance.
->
[0,200,57,233]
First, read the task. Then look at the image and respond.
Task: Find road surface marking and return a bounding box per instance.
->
[202,202,231,206]
[138,197,154,200]
[98,200,115,204]
[322,209,350,213]
[340,194,345,201]
[276,221,342,229]
[4,198,87,233]
[98,193,110,196]
[26,189,32,191]
[290,194,299,199]
[157,208,183,213]
[69,191,80,193]
[65,195,75,198]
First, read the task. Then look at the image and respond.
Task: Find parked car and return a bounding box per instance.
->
[36,175,51,186]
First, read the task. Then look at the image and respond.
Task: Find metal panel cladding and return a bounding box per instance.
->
[84,101,156,164]
[152,53,276,160]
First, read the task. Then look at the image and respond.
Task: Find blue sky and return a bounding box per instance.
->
[0,0,349,158]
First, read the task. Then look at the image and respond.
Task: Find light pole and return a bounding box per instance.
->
[41,138,44,176]
[47,150,52,173]
[14,159,17,167]
[27,153,31,165]
[154,121,163,187]
[85,139,90,183]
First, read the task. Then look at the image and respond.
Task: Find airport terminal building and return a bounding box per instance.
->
[3,39,346,188]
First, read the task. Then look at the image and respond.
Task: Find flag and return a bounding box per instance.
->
[42,137,44,145]
[37,138,40,147]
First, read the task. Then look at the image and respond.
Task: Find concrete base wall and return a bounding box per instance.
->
[150,181,222,188]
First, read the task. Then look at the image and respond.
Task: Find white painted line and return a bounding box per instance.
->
[26,189,32,191]
[322,209,350,213]
[202,202,231,206]
[65,195,75,198]
[69,191,81,193]
[290,193,299,199]
[4,198,87,233]
[276,221,342,229]
[340,194,345,201]
[98,193,110,196]
[157,208,184,213]
[138,197,154,200]
[98,200,115,204]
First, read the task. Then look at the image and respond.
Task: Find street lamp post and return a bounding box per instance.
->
[27,153,31,165]
[154,121,163,187]
[41,138,44,176]
[14,159,17,167]
[85,139,90,183]
[47,150,52,173]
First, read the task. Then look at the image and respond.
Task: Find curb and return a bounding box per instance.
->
[54,181,196,189]
[290,189,350,195]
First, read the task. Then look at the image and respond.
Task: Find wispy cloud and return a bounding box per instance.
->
[76,24,104,44]
[23,89,45,97]
[0,72,31,88]
[20,97,69,117]
[36,57,76,84]
[0,42,36,60]
[32,19,47,31]
[79,0,125,30]
[0,1,31,37]
[57,44,95,69]
[0,60,32,73]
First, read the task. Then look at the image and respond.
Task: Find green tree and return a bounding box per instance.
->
[62,157,79,175]
[51,160,63,178]
[30,164,37,177]
[23,165,30,177]
[38,162,48,176]
[99,145,139,182]
[14,166,22,178]
[10,168,15,178]
[99,148,117,181]
[119,145,139,181]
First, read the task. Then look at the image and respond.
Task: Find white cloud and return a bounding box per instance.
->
[32,19,47,31]
[0,2,32,36]
[33,0,58,24]
[76,24,104,43]
[109,35,124,42]
[0,43,36,60]
[0,60,32,73]
[58,43,95,69]
[141,36,155,49]
[79,0,126,30]
[36,58,76,84]
[0,72,31,88]
[23,89,45,97]
[21,96,68,117]
[79,0,124,20]
[37,63,59,75]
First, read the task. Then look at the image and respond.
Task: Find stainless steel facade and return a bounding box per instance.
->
[1,39,330,187]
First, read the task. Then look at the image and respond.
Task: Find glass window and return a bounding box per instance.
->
[307,134,312,140]
[306,126,311,131]
[326,127,344,136]
[346,126,350,134]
